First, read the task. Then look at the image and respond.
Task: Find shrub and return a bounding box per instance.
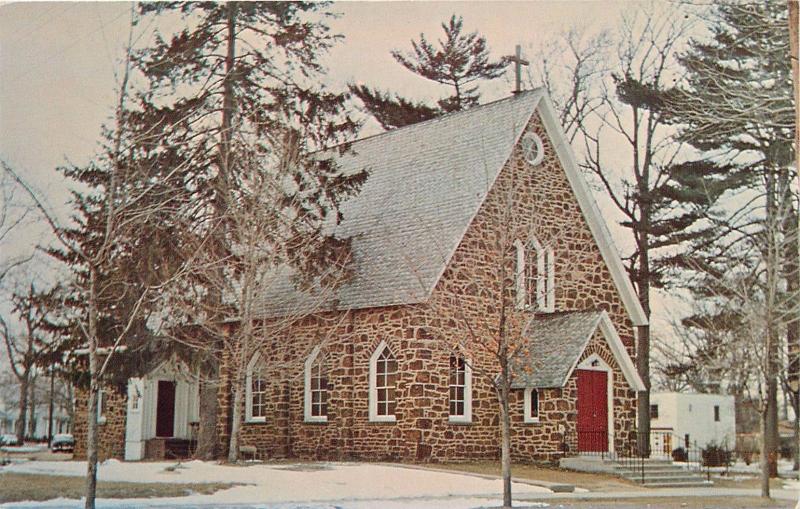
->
[739,450,754,465]
[702,442,732,467]
[671,447,688,462]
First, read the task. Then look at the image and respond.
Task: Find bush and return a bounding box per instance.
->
[702,443,733,467]
[671,447,688,462]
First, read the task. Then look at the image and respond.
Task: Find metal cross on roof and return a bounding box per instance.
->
[508,44,530,95]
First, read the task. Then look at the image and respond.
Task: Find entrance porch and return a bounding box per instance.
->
[124,361,199,460]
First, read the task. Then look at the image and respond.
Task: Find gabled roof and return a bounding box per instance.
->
[251,89,647,327]
[511,310,645,391]
[253,90,544,316]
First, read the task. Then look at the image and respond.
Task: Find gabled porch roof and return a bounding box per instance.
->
[512,310,645,391]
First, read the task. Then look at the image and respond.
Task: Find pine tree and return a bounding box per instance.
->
[132,1,366,461]
[351,15,508,130]
[573,8,749,446]
[663,1,795,494]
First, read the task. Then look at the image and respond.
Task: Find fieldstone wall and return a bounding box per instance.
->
[72,384,126,461]
[218,111,639,464]
[71,109,640,464]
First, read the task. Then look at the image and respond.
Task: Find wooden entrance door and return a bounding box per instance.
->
[576,369,608,452]
[156,380,176,438]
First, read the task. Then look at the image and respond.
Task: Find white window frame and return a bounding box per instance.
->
[245,353,267,423]
[514,239,526,310]
[304,346,328,423]
[516,237,555,312]
[369,340,397,423]
[97,388,107,424]
[448,355,473,424]
[128,380,142,413]
[521,132,545,166]
[542,246,555,312]
[524,387,540,423]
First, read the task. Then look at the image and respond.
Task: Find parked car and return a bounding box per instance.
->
[50,433,75,453]
[0,434,21,446]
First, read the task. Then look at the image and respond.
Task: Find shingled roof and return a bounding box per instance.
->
[512,311,605,388]
[251,90,545,317]
[512,310,646,391]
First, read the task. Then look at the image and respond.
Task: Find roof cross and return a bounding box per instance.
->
[507,44,529,95]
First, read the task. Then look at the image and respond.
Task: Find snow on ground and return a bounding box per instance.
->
[1,445,47,453]
[2,460,552,508]
[674,458,798,477]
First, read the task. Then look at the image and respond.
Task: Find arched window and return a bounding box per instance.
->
[524,388,540,423]
[515,237,555,312]
[304,346,328,423]
[449,355,472,423]
[369,341,397,422]
[245,354,267,423]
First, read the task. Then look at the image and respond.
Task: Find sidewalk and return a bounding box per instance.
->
[516,486,799,502]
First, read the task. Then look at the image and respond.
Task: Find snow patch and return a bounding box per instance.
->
[2,460,552,507]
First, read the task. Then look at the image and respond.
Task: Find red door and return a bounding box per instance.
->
[576,369,608,452]
[156,381,176,438]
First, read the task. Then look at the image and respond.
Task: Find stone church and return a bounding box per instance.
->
[73,89,646,463]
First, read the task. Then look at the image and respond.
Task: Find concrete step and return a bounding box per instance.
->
[639,480,714,488]
[605,458,713,487]
[615,468,694,477]
[623,473,709,483]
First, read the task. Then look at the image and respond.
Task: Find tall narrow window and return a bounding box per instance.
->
[369,341,397,422]
[516,237,555,312]
[542,246,555,311]
[97,388,107,424]
[524,388,540,423]
[714,405,720,422]
[246,354,267,422]
[449,355,472,423]
[304,346,328,422]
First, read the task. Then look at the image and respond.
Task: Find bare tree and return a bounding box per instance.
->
[408,142,585,508]
[157,130,362,463]
[0,8,194,506]
[0,284,56,443]
[530,27,612,143]
[574,8,723,446]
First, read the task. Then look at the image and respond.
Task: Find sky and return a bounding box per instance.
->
[0,1,682,332]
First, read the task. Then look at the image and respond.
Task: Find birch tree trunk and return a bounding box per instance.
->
[85,268,99,509]
[761,401,771,498]
[500,378,512,509]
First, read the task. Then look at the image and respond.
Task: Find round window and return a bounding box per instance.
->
[521,133,544,166]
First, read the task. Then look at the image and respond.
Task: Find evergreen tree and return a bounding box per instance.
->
[132,1,366,461]
[574,8,748,446]
[663,1,795,493]
[351,15,508,130]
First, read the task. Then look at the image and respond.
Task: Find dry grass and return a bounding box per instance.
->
[429,461,647,492]
[0,473,234,503]
[534,497,794,508]
[711,475,787,490]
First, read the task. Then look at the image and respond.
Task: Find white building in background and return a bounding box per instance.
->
[649,392,736,456]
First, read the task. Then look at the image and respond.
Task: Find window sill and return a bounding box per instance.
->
[523,417,541,424]
[369,415,397,423]
[245,417,267,424]
[448,416,472,425]
[304,416,328,424]
[98,417,107,425]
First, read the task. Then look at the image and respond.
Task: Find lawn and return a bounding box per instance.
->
[0,472,235,503]
[428,461,647,492]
